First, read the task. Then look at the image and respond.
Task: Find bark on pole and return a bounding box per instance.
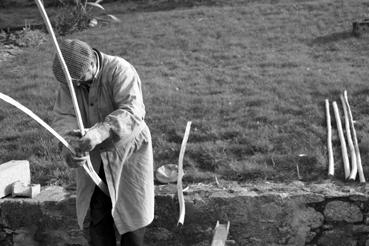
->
[332,101,350,179]
[344,90,366,183]
[340,95,357,180]
[325,99,334,177]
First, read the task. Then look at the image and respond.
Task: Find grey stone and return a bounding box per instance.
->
[13,226,38,246]
[324,201,363,223]
[306,231,317,242]
[318,229,357,246]
[322,224,334,230]
[0,230,6,240]
[302,207,324,229]
[3,183,369,246]
[352,225,369,233]
[289,193,325,203]
[349,194,369,202]
[0,186,87,246]
[288,207,323,245]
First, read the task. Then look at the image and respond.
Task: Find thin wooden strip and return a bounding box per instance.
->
[332,101,350,179]
[325,99,334,177]
[0,92,73,153]
[34,0,85,134]
[177,121,192,225]
[35,0,109,194]
[0,92,109,195]
[340,94,357,180]
[344,90,366,183]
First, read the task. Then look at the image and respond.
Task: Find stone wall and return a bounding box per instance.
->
[1,181,369,245]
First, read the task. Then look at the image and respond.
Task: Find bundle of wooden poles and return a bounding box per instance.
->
[325,90,365,183]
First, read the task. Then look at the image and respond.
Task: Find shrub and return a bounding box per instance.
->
[53,0,120,35]
[7,29,48,47]
[53,4,91,35]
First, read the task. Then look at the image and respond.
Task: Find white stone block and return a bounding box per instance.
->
[12,181,40,198]
[0,160,31,198]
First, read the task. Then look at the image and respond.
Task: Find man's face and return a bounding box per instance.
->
[73,60,97,86]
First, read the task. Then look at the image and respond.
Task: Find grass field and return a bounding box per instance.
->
[1,0,369,186]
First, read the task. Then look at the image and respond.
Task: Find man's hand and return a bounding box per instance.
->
[61,146,88,168]
[78,123,110,153]
[59,129,89,168]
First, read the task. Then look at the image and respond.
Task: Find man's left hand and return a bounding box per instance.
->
[78,123,110,153]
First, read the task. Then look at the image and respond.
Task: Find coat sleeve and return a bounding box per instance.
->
[103,63,146,141]
[52,83,79,137]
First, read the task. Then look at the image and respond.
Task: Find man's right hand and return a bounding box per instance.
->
[61,146,88,168]
[60,129,89,168]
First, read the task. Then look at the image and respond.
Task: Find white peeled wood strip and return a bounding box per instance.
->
[0,92,109,195]
[332,101,350,179]
[344,90,365,183]
[177,121,191,225]
[340,95,357,180]
[34,0,85,135]
[325,99,334,177]
[0,92,73,153]
[35,0,109,194]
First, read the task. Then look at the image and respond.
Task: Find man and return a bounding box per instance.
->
[52,39,154,246]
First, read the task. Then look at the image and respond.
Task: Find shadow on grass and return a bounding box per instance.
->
[310,31,356,45]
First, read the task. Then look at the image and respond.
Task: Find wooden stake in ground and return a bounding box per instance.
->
[177,121,191,225]
[340,94,357,180]
[211,221,231,246]
[344,90,366,183]
[332,101,350,179]
[325,99,334,177]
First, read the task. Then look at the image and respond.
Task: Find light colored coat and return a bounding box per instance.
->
[52,51,154,234]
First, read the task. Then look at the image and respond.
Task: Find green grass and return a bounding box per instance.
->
[1,0,369,185]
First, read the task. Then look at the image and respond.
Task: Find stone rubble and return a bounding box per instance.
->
[0,181,369,245]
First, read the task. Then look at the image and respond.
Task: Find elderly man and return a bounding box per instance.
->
[52,39,154,246]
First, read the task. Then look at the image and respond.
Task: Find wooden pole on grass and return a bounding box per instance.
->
[340,94,357,181]
[344,90,365,183]
[333,101,350,179]
[325,99,334,177]
[177,121,191,226]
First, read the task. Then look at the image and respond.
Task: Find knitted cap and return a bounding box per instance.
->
[52,39,94,84]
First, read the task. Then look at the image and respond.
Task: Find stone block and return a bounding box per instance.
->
[324,201,363,223]
[12,182,40,198]
[352,225,369,234]
[0,160,30,198]
[318,229,357,246]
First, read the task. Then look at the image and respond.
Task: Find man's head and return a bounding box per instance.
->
[52,39,97,86]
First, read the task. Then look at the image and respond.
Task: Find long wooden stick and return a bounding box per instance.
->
[333,101,350,179]
[344,91,365,183]
[35,0,109,195]
[325,99,334,177]
[0,92,107,194]
[177,121,191,225]
[340,95,357,180]
[0,92,73,153]
[34,0,85,135]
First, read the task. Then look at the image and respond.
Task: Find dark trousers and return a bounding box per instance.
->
[89,166,146,246]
